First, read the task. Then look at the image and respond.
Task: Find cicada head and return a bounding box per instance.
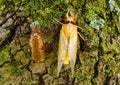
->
[64,10,77,23]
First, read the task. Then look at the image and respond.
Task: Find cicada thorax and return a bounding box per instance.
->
[30,25,45,62]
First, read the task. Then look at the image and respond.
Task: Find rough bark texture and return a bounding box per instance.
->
[0,0,120,85]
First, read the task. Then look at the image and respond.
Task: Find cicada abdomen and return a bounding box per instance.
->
[58,10,79,77]
[29,24,45,63]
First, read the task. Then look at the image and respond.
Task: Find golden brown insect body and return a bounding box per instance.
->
[29,25,45,62]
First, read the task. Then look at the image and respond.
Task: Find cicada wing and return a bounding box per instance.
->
[68,26,78,77]
[58,26,68,76]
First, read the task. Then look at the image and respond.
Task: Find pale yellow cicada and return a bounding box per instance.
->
[57,10,84,77]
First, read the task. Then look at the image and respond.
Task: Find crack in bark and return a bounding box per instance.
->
[0,16,28,51]
[0,61,10,67]
[25,60,33,78]
[104,75,112,85]
[38,67,48,85]
[91,31,104,85]
[0,42,27,67]
[0,0,23,27]
[93,32,102,78]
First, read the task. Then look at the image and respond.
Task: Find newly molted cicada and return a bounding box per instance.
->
[29,21,45,62]
[57,10,84,77]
